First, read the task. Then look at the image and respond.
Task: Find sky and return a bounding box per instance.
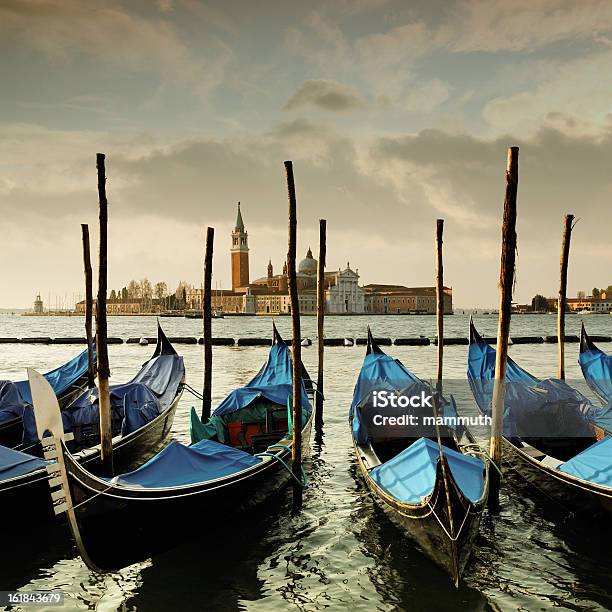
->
[1,0,611,309]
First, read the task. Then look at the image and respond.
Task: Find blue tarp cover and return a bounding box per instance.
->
[0,381,28,423]
[558,436,612,488]
[580,345,612,404]
[369,437,485,504]
[13,347,91,405]
[350,351,420,444]
[109,438,262,488]
[468,331,612,437]
[22,353,184,445]
[0,445,46,481]
[213,343,310,417]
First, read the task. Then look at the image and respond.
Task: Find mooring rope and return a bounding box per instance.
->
[255,443,308,488]
[181,383,204,400]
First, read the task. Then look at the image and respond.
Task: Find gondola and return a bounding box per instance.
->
[0,323,184,526]
[33,325,313,572]
[0,347,92,448]
[349,330,488,586]
[468,319,612,514]
[580,323,612,404]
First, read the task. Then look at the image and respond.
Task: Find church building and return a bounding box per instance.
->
[185,203,451,315]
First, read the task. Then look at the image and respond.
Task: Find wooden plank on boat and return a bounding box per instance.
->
[20,337,51,344]
[0,338,19,343]
[51,337,87,344]
[107,337,123,345]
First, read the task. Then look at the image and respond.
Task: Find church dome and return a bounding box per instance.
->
[298,247,317,274]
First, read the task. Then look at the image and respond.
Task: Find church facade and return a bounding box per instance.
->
[185,204,451,315]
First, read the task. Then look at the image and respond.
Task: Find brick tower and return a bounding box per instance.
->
[231,202,249,290]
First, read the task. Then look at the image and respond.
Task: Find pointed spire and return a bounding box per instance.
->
[307,246,313,258]
[235,201,245,231]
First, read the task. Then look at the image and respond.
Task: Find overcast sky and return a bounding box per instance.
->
[1,0,611,308]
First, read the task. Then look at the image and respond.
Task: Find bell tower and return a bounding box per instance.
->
[231,202,250,290]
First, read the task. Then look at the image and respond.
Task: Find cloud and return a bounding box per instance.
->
[0,0,232,102]
[447,0,612,53]
[284,79,366,112]
[483,49,612,138]
[401,79,450,113]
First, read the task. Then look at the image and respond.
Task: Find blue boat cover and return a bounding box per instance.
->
[0,381,28,423]
[0,445,46,482]
[13,347,92,405]
[22,353,184,445]
[468,329,612,438]
[580,344,612,404]
[0,349,91,427]
[558,436,612,488]
[369,437,485,504]
[350,351,419,444]
[109,439,262,488]
[213,343,310,417]
[349,350,458,444]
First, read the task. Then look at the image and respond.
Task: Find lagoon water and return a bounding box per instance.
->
[1,313,611,611]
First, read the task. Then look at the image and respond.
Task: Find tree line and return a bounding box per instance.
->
[108,280,192,311]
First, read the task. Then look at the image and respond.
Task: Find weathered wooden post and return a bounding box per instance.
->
[284,160,303,506]
[81,224,95,389]
[202,226,214,421]
[96,153,113,477]
[315,219,326,430]
[558,214,574,380]
[489,146,519,510]
[435,219,444,391]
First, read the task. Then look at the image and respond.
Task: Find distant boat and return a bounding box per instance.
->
[184,310,224,319]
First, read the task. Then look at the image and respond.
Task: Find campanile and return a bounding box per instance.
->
[231,202,250,290]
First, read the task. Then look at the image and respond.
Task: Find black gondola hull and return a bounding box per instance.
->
[0,396,179,525]
[502,438,612,514]
[61,416,312,571]
[353,440,486,583]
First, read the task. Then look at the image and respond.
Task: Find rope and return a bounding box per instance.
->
[181,383,204,400]
[426,500,471,542]
[255,447,308,488]
[462,443,503,478]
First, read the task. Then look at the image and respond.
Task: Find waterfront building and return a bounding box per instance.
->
[546,292,612,313]
[364,285,453,315]
[33,293,44,314]
[185,204,453,316]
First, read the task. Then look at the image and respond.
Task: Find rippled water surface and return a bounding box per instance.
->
[1,314,611,611]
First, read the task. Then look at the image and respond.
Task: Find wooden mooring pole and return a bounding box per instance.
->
[315,219,326,430]
[81,224,95,389]
[284,160,303,506]
[435,219,444,392]
[489,146,519,510]
[558,214,574,380]
[95,153,113,477]
[202,226,214,421]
